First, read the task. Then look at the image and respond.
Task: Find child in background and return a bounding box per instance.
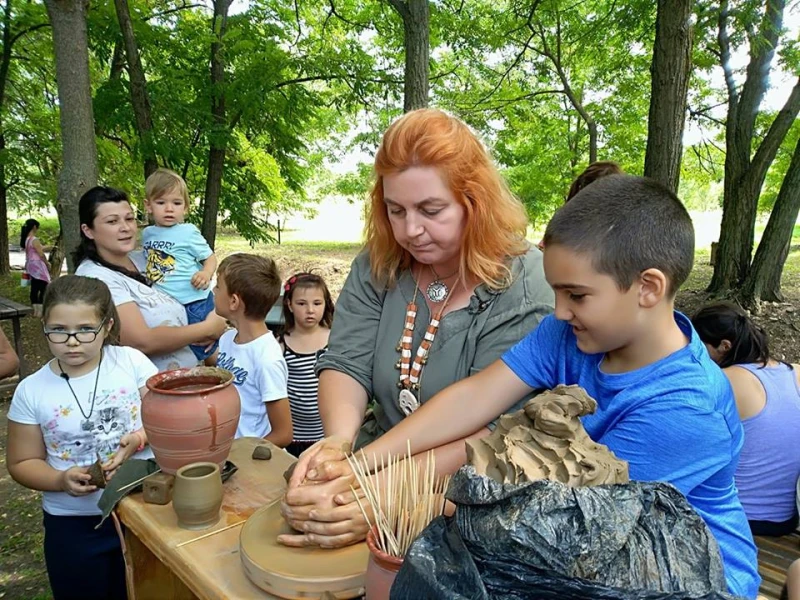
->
[280,272,334,457]
[214,253,293,447]
[355,175,760,598]
[142,168,218,362]
[693,302,800,537]
[6,275,157,600]
[21,218,51,317]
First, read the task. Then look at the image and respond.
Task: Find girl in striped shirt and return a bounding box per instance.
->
[280,273,335,457]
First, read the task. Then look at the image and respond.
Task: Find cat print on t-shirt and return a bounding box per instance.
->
[43,386,141,465]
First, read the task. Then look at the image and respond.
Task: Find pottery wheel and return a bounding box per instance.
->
[240,501,368,599]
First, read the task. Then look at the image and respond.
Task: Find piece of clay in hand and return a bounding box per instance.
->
[283,462,297,483]
[252,445,272,461]
[87,459,107,489]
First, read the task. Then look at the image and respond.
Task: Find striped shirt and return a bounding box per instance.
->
[283,340,326,442]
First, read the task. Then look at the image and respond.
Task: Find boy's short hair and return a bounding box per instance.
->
[145,168,189,205]
[544,175,694,297]
[218,253,281,320]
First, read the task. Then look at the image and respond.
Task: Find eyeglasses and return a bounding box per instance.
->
[43,320,106,344]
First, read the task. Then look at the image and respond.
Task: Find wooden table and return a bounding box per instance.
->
[0,295,32,377]
[118,437,296,600]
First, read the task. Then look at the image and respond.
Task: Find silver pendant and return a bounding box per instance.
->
[81,419,93,431]
[426,280,449,303]
[398,388,420,416]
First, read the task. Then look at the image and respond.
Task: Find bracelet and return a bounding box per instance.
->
[135,430,146,452]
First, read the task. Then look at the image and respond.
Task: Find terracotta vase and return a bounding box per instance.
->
[365,526,404,600]
[143,367,241,475]
[172,462,223,530]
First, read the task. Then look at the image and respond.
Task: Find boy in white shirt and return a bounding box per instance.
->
[213,253,293,446]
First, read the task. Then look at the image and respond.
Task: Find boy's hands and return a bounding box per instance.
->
[191,270,212,290]
[60,466,96,496]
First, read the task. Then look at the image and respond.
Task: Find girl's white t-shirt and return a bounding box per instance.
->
[8,345,157,516]
[76,256,197,371]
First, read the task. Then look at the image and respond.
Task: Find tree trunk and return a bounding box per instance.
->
[643,0,693,192]
[113,0,158,179]
[740,135,800,305]
[200,0,231,249]
[44,0,98,273]
[389,0,429,112]
[0,1,13,276]
[48,227,65,278]
[708,0,796,294]
[0,136,8,276]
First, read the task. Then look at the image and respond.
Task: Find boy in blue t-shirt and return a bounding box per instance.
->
[142,168,218,361]
[359,175,760,598]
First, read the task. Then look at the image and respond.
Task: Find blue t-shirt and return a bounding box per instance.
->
[142,223,212,304]
[502,312,760,599]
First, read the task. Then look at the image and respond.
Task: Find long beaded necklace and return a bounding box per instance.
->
[395,267,453,416]
[58,350,103,432]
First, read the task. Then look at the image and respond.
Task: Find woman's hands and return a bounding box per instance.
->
[60,466,96,496]
[202,311,228,340]
[287,435,352,487]
[280,436,372,548]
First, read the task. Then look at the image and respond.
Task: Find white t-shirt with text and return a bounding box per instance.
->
[216,329,288,439]
[8,346,157,516]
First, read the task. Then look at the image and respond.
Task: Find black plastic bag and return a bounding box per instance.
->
[391,467,738,600]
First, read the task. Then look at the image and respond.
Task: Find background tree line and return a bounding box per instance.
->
[1,0,799,308]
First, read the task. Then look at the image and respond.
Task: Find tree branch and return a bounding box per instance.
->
[9,22,50,47]
[387,0,410,21]
[748,76,800,186]
[470,29,537,107]
[146,2,204,21]
[736,0,786,135]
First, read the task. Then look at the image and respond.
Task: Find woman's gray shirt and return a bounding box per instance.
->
[316,246,555,435]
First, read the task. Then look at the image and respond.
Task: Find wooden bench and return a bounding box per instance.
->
[756,531,800,600]
[0,295,32,377]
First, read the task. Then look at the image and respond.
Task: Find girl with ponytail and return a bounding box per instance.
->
[693,302,800,536]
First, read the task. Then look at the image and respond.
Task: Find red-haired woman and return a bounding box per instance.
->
[280,109,554,548]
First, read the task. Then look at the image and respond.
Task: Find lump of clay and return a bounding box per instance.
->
[252,445,272,461]
[466,385,628,486]
[86,459,107,489]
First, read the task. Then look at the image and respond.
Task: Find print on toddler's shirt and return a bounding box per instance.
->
[144,247,176,283]
[216,351,248,385]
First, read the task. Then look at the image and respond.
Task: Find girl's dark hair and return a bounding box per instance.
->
[692,301,771,368]
[43,275,121,345]
[20,218,40,249]
[72,186,150,286]
[281,272,334,332]
[566,161,624,202]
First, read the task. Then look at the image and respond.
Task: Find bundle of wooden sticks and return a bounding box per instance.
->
[347,444,450,558]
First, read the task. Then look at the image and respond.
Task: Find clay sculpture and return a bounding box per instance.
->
[466,385,629,486]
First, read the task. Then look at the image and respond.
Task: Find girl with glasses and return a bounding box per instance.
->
[5,275,158,600]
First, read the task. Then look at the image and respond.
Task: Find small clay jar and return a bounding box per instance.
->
[364,526,403,600]
[172,462,223,530]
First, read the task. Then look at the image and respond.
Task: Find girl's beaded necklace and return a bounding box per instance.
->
[395,266,454,416]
